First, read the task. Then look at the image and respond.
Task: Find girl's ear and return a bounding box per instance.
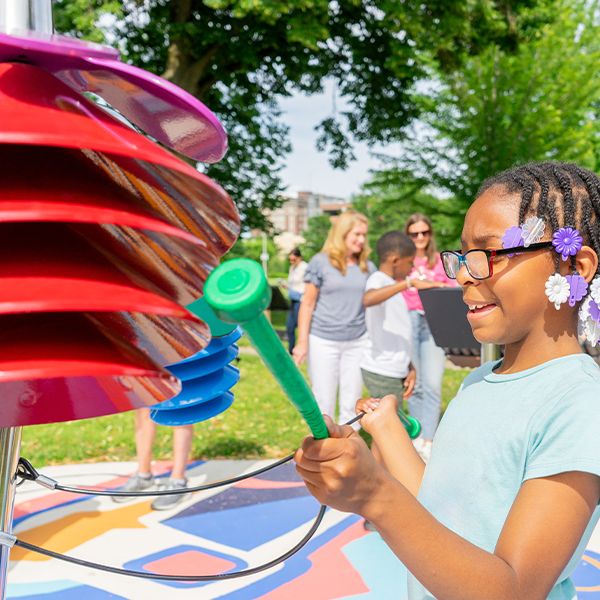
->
[576,245,599,282]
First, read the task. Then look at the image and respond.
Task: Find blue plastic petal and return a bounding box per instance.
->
[167,345,238,381]
[151,392,234,425]
[152,364,240,411]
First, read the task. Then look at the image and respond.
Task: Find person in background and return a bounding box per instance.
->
[358,230,419,531]
[360,230,419,416]
[112,411,192,510]
[403,213,454,461]
[282,247,307,354]
[293,210,375,426]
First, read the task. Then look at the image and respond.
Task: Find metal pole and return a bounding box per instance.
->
[0,428,22,599]
[0,2,53,597]
[0,0,53,33]
[260,232,269,276]
[481,342,502,364]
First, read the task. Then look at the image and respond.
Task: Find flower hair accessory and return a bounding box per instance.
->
[552,227,583,261]
[580,295,600,346]
[565,273,588,307]
[545,273,569,310]
[590,276,600,305]
[502,226,524,257]
[521,216,545,247]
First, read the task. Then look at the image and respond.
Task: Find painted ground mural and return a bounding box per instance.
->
[7,460,600,599]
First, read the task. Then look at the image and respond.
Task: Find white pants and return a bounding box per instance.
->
[308,333,367,426]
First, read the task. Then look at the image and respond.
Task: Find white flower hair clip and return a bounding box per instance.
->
[545,273,570,310]
[521,216,545,247]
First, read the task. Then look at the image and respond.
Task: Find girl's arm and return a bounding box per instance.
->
[357,395,425,495]
[292,282,319,365]
[296,422,600,600]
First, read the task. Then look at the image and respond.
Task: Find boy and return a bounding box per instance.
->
[360,230,418,405]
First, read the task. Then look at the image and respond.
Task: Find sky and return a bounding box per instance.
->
[278,86,386,201]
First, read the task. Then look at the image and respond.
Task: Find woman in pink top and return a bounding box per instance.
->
[403,213,454,460]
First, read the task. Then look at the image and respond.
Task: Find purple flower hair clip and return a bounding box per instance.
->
[565,273,588,307]
[552,227,583,261]
[502,226,524,257]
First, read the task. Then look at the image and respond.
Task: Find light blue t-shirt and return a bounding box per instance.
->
[408,354,600,600]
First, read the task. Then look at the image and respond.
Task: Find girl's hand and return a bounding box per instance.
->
[292,341,307,365]
[359,395,400,436]
[294,415,387,515]
[355,396,379,415]
[403,366,416,399]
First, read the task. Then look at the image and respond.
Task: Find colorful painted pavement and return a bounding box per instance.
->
[7,460,600,599]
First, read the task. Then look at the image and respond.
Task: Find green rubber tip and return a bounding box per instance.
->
[186,296,237,337]
[407,416,422,440]
[204,258,272,324]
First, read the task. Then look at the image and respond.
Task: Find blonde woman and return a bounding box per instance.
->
[293,211,375,425]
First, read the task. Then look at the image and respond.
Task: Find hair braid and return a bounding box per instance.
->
[477,161,600,279]
[571,165,600,257]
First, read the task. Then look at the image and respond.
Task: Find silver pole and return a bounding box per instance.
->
[0,2,53,597]
[0,428,22,599]
[0,0,53,34]
[481,342,502,364]
[260,232,269,276]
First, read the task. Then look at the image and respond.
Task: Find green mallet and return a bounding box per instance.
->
[204,258,421,440]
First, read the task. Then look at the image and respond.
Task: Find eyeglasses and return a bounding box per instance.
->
[440,241,553,280]
[408,230,431,239]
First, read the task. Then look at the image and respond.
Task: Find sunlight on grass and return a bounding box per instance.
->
[20,350,470,466]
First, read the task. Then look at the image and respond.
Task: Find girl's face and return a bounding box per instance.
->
[458,186,563,346]
[345,221,368,256]
[407,220,432,251]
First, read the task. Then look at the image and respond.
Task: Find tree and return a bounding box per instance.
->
[301,214,332,261]
[391,0,600,236]
[352,170,462,258]
[54,0,554,230]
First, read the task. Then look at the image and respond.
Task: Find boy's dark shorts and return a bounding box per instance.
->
[361,368,405,415]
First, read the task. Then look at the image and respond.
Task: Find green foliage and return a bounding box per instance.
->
[53,0,551,231]
[353,171,463,260]
[224,236,287,273]
[53,0,122,43]
[21,350,469,464]
[394,0,600,231]
[300,214,331,261]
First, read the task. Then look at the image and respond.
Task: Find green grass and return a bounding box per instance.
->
[20,352,469,466]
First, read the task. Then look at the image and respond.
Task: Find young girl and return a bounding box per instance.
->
[295,162,600,600]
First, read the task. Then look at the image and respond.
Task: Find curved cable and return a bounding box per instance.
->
[14,505,327,581]
[17,413,364,497]
[10,414,365,581]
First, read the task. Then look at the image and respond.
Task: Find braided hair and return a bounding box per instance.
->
[477,162,600,277]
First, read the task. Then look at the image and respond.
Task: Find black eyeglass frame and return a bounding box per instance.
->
[440,241,553,280]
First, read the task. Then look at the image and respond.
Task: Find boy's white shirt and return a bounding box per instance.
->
[360,270,412,378]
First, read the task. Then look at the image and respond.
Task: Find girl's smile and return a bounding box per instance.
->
[465,302,498,321]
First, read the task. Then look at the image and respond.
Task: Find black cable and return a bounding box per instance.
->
[17,413,365,498]
[11,413,364,581]
[59,453,294,497]
[14,505,327,581]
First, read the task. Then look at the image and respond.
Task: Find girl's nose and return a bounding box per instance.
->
[455,261,475,286]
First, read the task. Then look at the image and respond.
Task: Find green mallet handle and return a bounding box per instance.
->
[203,258,329,439]
[398,411,421,439]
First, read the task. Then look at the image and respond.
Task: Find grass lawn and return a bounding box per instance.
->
[20,333,470,466]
